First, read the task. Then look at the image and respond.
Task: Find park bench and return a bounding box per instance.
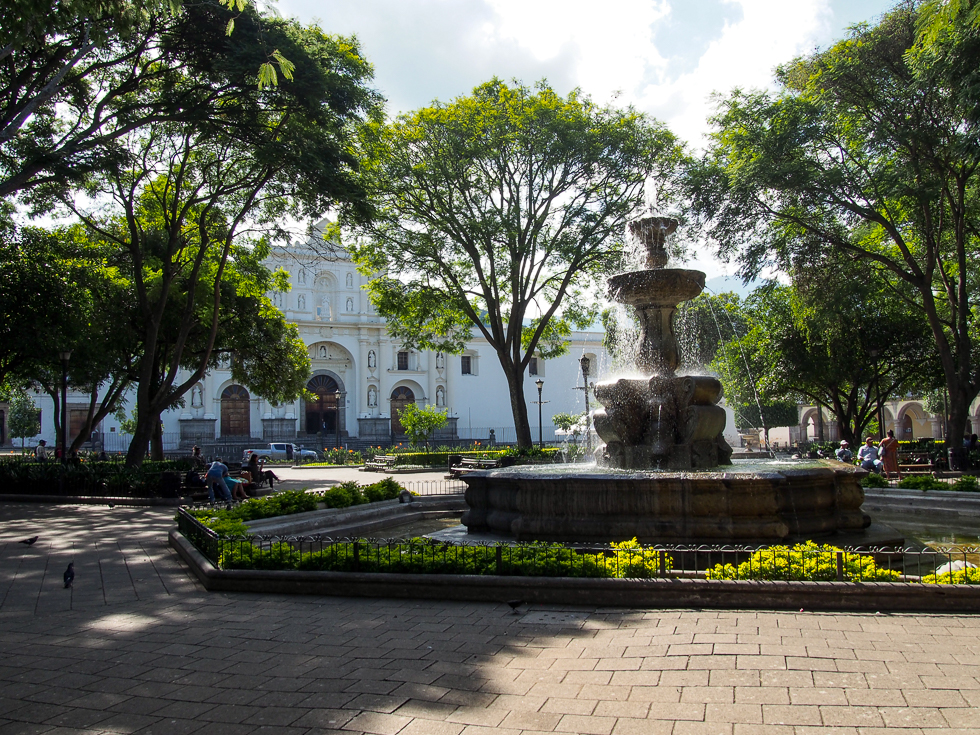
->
[363,455,398,472]
[448,456,509,478]
[897,453,936,476]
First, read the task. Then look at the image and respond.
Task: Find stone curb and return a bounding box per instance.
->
[1,494,183,506]
[168,529,980,612]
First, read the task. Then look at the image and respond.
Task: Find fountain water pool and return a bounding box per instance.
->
[461,214,876,544]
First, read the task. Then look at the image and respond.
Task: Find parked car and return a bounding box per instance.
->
[243,443,318,462]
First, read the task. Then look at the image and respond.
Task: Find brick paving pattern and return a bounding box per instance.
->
[0,502,978,734]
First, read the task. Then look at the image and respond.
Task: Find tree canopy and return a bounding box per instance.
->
[685,3,980,440]
[349,79,683,447]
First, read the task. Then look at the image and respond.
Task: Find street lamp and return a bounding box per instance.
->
[533,378,549,449]
[335,390,342,449]
[579,356,592,454]
[59,350,71,463]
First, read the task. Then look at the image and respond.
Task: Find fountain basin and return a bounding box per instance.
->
[461,460,872,544]
[608,269,705,307]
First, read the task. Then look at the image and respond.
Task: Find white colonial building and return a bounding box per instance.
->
[11,235,610,453]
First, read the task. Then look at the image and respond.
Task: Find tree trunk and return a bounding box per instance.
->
[125,407,155,467]
[150,415,164,460]
[502,360,533,448]
[946,383,972,445]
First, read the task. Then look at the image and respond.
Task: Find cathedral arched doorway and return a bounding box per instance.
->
[306,375,340,436]
[390,386,415,437]
[220,385,250,437]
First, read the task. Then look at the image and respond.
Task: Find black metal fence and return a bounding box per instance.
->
[400,479,466,495]
[176,508,979,583]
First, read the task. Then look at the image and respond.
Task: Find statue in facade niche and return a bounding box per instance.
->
[191,385,203,407]
[346,273,353,288]
[367,350,376,369]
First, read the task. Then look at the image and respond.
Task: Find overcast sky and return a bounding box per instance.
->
[277,0,897,281]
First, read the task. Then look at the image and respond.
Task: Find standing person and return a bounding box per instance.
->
[879,429,901,480]
[858,437,882,473]
[34,440,48,462]
[204,458,232,504]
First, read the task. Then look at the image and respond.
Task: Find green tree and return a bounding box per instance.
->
[685,5,980,441]
[350,79,682,447]
[7,390,40,452]
[397,403,448,449]
[711,267,938,445]
[0,0,296,201]
[64,11,380,466]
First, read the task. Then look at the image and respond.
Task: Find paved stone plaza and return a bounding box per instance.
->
[1,502,978,734]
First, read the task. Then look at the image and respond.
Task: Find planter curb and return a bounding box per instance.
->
[169,529,980,612]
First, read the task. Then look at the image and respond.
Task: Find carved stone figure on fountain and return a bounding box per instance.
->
[591,215,733,470]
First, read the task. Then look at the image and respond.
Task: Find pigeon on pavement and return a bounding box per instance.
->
[64,563,74,588]
[506,599,525,615]
[19,536,38,546]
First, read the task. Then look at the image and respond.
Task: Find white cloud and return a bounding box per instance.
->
[640,0,832,148]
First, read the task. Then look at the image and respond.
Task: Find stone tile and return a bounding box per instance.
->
[554,713,617,734]
[342,711,412,735]
[761,704,822,726]
[818,706,885,727]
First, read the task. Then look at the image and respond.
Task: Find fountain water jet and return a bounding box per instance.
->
[461,215,875,544]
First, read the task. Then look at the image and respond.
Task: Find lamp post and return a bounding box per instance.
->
[533,378,549,449]
[59,350,71,463]
[335,390,342,450]
[579,356,592,454]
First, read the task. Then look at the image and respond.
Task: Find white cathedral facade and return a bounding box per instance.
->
[14,235,609,452]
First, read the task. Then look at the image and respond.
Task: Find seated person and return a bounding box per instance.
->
[247,453,279,489]
[226,472,250,501]
[857,437,882,473]
[185,470,208,489]
[835,440,853,463]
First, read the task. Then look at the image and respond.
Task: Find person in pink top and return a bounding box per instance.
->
[879,429,901,480]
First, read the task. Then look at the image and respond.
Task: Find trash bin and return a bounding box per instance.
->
[160,471,181,498]
[948,446,969,472]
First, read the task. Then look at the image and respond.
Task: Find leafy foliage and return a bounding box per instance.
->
[396,404,449,449]
[350,79,682,446]
[685,4,980,441]
[705,542,901,582]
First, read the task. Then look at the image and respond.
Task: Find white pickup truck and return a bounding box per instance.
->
[243,443,319,462]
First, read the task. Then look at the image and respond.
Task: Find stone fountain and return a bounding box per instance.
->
[460,215,874,544]
[593,216,733,470]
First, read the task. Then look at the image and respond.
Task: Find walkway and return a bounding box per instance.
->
[0,502,978,734]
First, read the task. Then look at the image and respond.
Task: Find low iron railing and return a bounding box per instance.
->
[176,508,979,584]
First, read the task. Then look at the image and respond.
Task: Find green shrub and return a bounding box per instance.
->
[897,475,947,491]
[860,472,889,488]
[704,541,901,582]
[213,535,675,577]
[187,490,317,531]
[922,567,980,584]
[952,475,980,492]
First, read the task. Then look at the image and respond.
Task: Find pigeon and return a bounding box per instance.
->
[64,563,74,588]
[506,599,525,615]
[19,536,38,546]
[107,502,115,509]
